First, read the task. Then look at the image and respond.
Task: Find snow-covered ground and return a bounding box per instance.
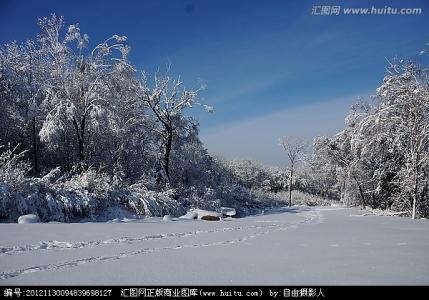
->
[1,206,428,285]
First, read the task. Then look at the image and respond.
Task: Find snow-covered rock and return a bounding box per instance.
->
[18,214,41,224]
[221,207,236,217]
[194,209,222,220]
[201,215,220,221]
[180,209,222,220]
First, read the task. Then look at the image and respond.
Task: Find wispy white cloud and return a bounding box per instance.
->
[207,72,292,105]
[200,92,370,166]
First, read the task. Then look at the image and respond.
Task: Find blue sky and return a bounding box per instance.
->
[1,0,428,165]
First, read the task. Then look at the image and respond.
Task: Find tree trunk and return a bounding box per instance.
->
[412,194,417,219]
[288,165,294,207]
[371,183,377,209]
[341,180,347,207]
[163,125,173,181]
[352,175,366,209]
[31,117,39,174]
[79,116,85,161]
[72,116,85,161]
[412,164,418,219]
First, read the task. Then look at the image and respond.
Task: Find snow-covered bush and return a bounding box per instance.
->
[0,145,33,220]
[56,168,115,198]
[126,183,185,217]
[0,145,31,192]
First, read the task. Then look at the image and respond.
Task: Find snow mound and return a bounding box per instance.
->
[107,218,122,223]
[179,211,198,220]
[163,215,174,221]
[18,214,41,224]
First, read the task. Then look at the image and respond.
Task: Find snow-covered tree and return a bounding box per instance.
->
[137,69,212,182]
[314,129,363,208]
[39,15,130,165]
[0,38,48,174]
[300,153,339,200]
[279,137,307,207]
[314,57,429,217]
[372,60,429,218]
